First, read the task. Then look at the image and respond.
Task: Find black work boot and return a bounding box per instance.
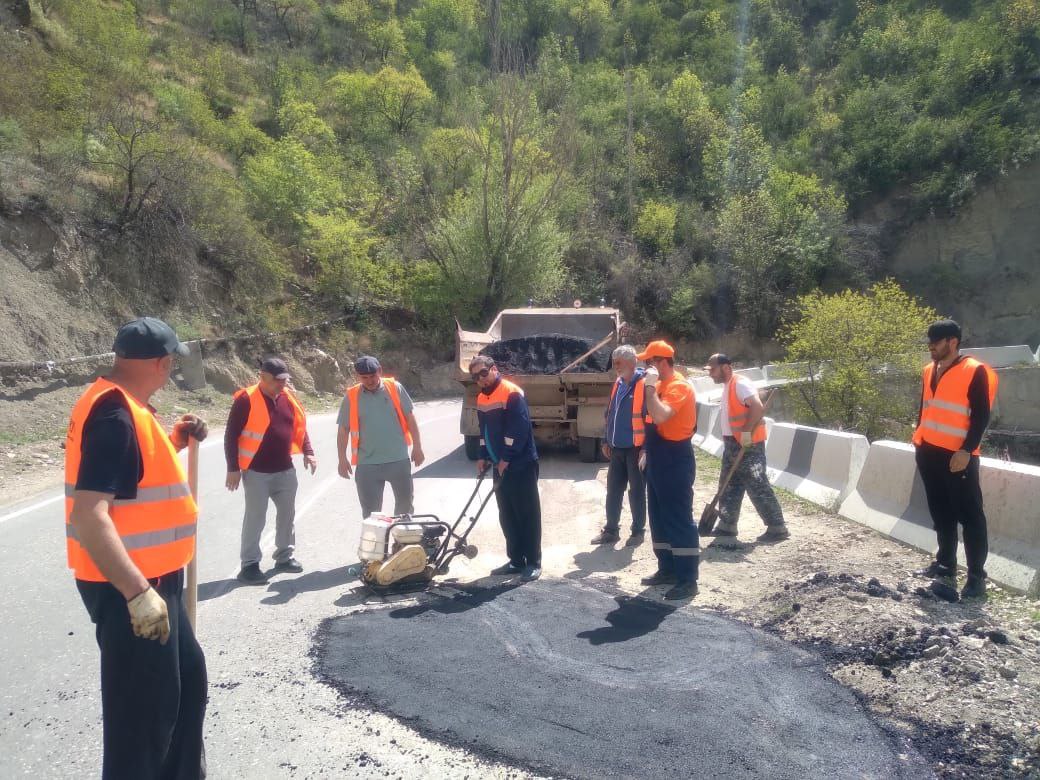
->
[590,530,620,545]
[960,576,987,600]
[237,563,269,585]
[664,581,698,600]
[914,561,954,579]
[640,570,677,586]
[929,575,960,603]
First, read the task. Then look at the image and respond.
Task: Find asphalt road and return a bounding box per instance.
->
[0,400,475,778]
[318,579,930,779]
[0,397,928,778]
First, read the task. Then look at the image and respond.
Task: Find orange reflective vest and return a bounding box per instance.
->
[727,378,766,444]
[912,357,997,455]
[608,375,648,446]
[347,379,412,465]
[64,379,198,582]
[234,383,307,471]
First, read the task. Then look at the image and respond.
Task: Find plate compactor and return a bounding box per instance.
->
[357,470,496,593]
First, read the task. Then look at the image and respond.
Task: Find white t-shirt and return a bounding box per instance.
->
[720,376,757,436]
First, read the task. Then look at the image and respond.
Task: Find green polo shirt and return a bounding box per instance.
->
[337,381,415,465]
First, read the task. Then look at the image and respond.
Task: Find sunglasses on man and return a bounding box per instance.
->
[470,368,491,380]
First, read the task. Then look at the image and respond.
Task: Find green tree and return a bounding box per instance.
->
[716,168,846,337]
[420,76,572,322]
[242,137,342,232]
[780,280,938,439]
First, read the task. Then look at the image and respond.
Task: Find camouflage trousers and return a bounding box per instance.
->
[715,438,785,532]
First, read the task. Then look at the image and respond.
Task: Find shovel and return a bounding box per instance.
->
[698,448,745,535]
[186,437,199,630]
[697,389,776,536]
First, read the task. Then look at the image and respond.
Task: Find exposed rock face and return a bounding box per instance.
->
[886,158,1040,347]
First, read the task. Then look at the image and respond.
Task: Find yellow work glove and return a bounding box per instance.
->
[739,431,753,449]
[127,587,170,645]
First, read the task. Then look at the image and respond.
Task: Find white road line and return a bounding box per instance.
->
[0,409,457,527]
[0,493,63,525]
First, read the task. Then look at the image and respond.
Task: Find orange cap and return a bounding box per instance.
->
[636,340,675,361]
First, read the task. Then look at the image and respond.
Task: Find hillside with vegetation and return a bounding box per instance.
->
[2,0,1039,349]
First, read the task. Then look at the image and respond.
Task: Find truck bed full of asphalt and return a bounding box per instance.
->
[480,334,612,374]
[314,578,930,780]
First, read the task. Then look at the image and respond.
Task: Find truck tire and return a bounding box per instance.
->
[578,436,598,463]
[464,435,481,461]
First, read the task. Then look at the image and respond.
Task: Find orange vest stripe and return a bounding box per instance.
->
[728,378,766,443]
[64,379,198,582]
[912,357,997,455]
[347,379,413,466]
[610,377,647,446]
[475,378,524,412]
[235,384,307,471]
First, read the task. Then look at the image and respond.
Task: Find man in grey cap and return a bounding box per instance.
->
[66,316,209,778]
[225,356,317,584]
[337,355,425,517]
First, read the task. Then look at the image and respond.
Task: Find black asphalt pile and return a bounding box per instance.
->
[314,578,929,780]
[479,334,611,374]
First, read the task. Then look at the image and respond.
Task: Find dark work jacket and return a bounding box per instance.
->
[476,377,538,467]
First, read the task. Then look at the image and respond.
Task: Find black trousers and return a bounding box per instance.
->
[604,445,646,534]
[494,460,542,567]
[915,443,988,580]
[645,437,699,584]
[77,569,208,780]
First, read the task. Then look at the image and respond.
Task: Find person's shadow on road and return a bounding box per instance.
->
[387,576,525,619]
[565,542,638,581]
[575,589,677,645]
[260,565,358,605]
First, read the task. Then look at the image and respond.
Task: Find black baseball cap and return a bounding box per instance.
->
[927,319,962,343]
[703,353,732,369]
[113,317,189,359]
[355,355,381,374]
[261,357,291,379]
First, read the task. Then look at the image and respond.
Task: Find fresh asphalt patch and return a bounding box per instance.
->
[314,577,930,779]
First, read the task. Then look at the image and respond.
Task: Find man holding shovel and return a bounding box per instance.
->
[703,353,789,541]
[65,317,209,779]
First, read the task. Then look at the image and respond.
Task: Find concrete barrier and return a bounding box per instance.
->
[734,367,765,382]
[962,345,1037,367]
[765,423,869,511]
[699,402,724,456]
[693,401,717,448]
[840,441,1040,596]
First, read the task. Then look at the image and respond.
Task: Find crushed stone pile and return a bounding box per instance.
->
[479,334,611,375]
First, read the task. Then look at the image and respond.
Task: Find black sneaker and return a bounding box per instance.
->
[664,582,698,600]
[914,561,954,579]
[960,577,987,600]
[625,531,645,547]
[590,531,620,545]
[273,558,304,573]
[521,565,542,581]
[490,562,523,576]
[237,563,269,585]
[640,571,677,586]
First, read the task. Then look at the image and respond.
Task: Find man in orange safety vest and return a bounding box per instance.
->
[66,317,208,779]
[912,319,997,601]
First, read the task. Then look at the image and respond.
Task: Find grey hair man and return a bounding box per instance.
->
[591,345,648,547]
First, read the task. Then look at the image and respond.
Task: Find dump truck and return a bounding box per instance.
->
[456,307,623,462]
